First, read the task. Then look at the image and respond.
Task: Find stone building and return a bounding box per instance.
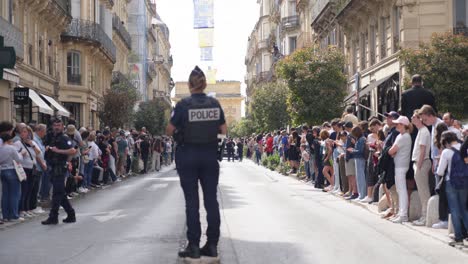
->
[173,81,243,125]
[1,0,73,124]
[333,0,465,120]
[152,13,173,108]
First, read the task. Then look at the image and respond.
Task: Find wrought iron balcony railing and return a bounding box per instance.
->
[454,26,468,36]
[53,0,71,15]
[154,55,164,64]
[0,17,24,59]
[62,18,116,63]
[67,73,82,85]
[111,71,136,89]
[282,15,300,30]
[112,14,132,49]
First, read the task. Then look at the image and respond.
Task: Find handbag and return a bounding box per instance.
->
[13,160,27,182]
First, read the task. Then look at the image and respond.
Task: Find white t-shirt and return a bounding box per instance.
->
[436,143,461,181]
[88,141,100,161]
[343,114,359,125]
[13,140,39,169]
[448,126,462,140]
[367,134,378,145]
[393,133,412,169]
[412,126,431,162]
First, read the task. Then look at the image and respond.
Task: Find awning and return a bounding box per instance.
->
[28,89,54,115]
[40,94,70,117]
[359,72,398,96]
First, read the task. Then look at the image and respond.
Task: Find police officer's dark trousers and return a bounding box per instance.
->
[176,145,220,245]
[49,165,74,219]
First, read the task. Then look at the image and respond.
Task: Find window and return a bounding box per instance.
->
[454,0,467,28]
[393,6,400,53]
[352,40,358,74]
[360,32,367,70]
[28,44,33,65]
[39,38,44,71]
[289,36,297,54]
[48,56,53,75]
[380,17,387,59]
[370,25,376,65]
[67,51,81,85]
[288,0,297,16]
[8,0,13,23]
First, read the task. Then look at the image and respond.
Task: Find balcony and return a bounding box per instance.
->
[282,15,300,30]
[154,55,164,64]
[112,14,132,49]
[53,0,71,15]
[147,27,157,42]
[111,71,136,89]
[255,71,269,83]
[0,17,24,59]
[312,0,333,25]
[258,38,270,51]
[454,26,468,36]
[147,62,157,79]
[67,73,82,85]
[62,19,116,63]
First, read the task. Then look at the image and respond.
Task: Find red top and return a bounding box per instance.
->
[266,137,274,153]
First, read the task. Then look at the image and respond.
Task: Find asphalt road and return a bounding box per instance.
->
[0,160,467,264]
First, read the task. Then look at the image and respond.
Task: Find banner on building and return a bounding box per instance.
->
[200,47,213,61]
[198,28,214,47]
[193,0,214,28]
[206,68,217,84]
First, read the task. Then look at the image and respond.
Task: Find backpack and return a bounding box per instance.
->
[449,147,468,189]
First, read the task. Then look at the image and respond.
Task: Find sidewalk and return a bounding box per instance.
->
[245,159,468,254]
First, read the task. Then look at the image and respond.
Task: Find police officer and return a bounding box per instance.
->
[41,118,77,225]
[167,66,227,261]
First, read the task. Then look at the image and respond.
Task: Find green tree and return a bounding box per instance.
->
[229,117,258,138]
[98,81,140,129]
[134,98,169,135]
[400,33,468,118]
[250,82,290,131]
[276,46,347,125]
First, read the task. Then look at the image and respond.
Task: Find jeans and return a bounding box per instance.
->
[395,167,409,217]
[255,150,261,165]
[1,169,21,220]
[176,145,220,245]
[84,160,95,188]
[445,181,468,241]
[39,170,51,200]
[355,158,367,199]
[304,161,311,178]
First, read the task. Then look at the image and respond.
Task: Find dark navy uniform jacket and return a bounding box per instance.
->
[170,93,226,147]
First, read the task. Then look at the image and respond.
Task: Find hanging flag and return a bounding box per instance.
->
[200,47,213,61]
[193,0,214,29]
[198,28,214,47]
[206,68,217,84]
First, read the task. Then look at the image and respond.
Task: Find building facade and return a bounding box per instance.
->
[173,81,243,125]
[245,0,467,120]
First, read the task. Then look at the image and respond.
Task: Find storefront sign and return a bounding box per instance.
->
[13,87,29,105]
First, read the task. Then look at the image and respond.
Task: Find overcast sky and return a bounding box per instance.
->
[157,0,259,87]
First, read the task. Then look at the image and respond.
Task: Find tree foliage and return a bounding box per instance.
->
[229,118,258,138]
[249,82,290,132]
[400,33,468,118]
[134,99,169,135]
[276,46,347,126]
[98,81,140,129]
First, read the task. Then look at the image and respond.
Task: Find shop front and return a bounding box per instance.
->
[12,87,54,124]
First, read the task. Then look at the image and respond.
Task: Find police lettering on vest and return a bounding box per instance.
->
[182,96,223,145]
[189,108,220,122]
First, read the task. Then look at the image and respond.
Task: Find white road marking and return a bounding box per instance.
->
[93,209,128,223]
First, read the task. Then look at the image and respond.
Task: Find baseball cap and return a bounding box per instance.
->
[66,125,76,135]
[384,111,400,119]
[393,116,410,126]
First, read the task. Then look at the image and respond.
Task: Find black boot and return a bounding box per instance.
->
[41,217,58,225]
[63,211,76,223]
[178,243,201,259]
[200,242,218,258]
